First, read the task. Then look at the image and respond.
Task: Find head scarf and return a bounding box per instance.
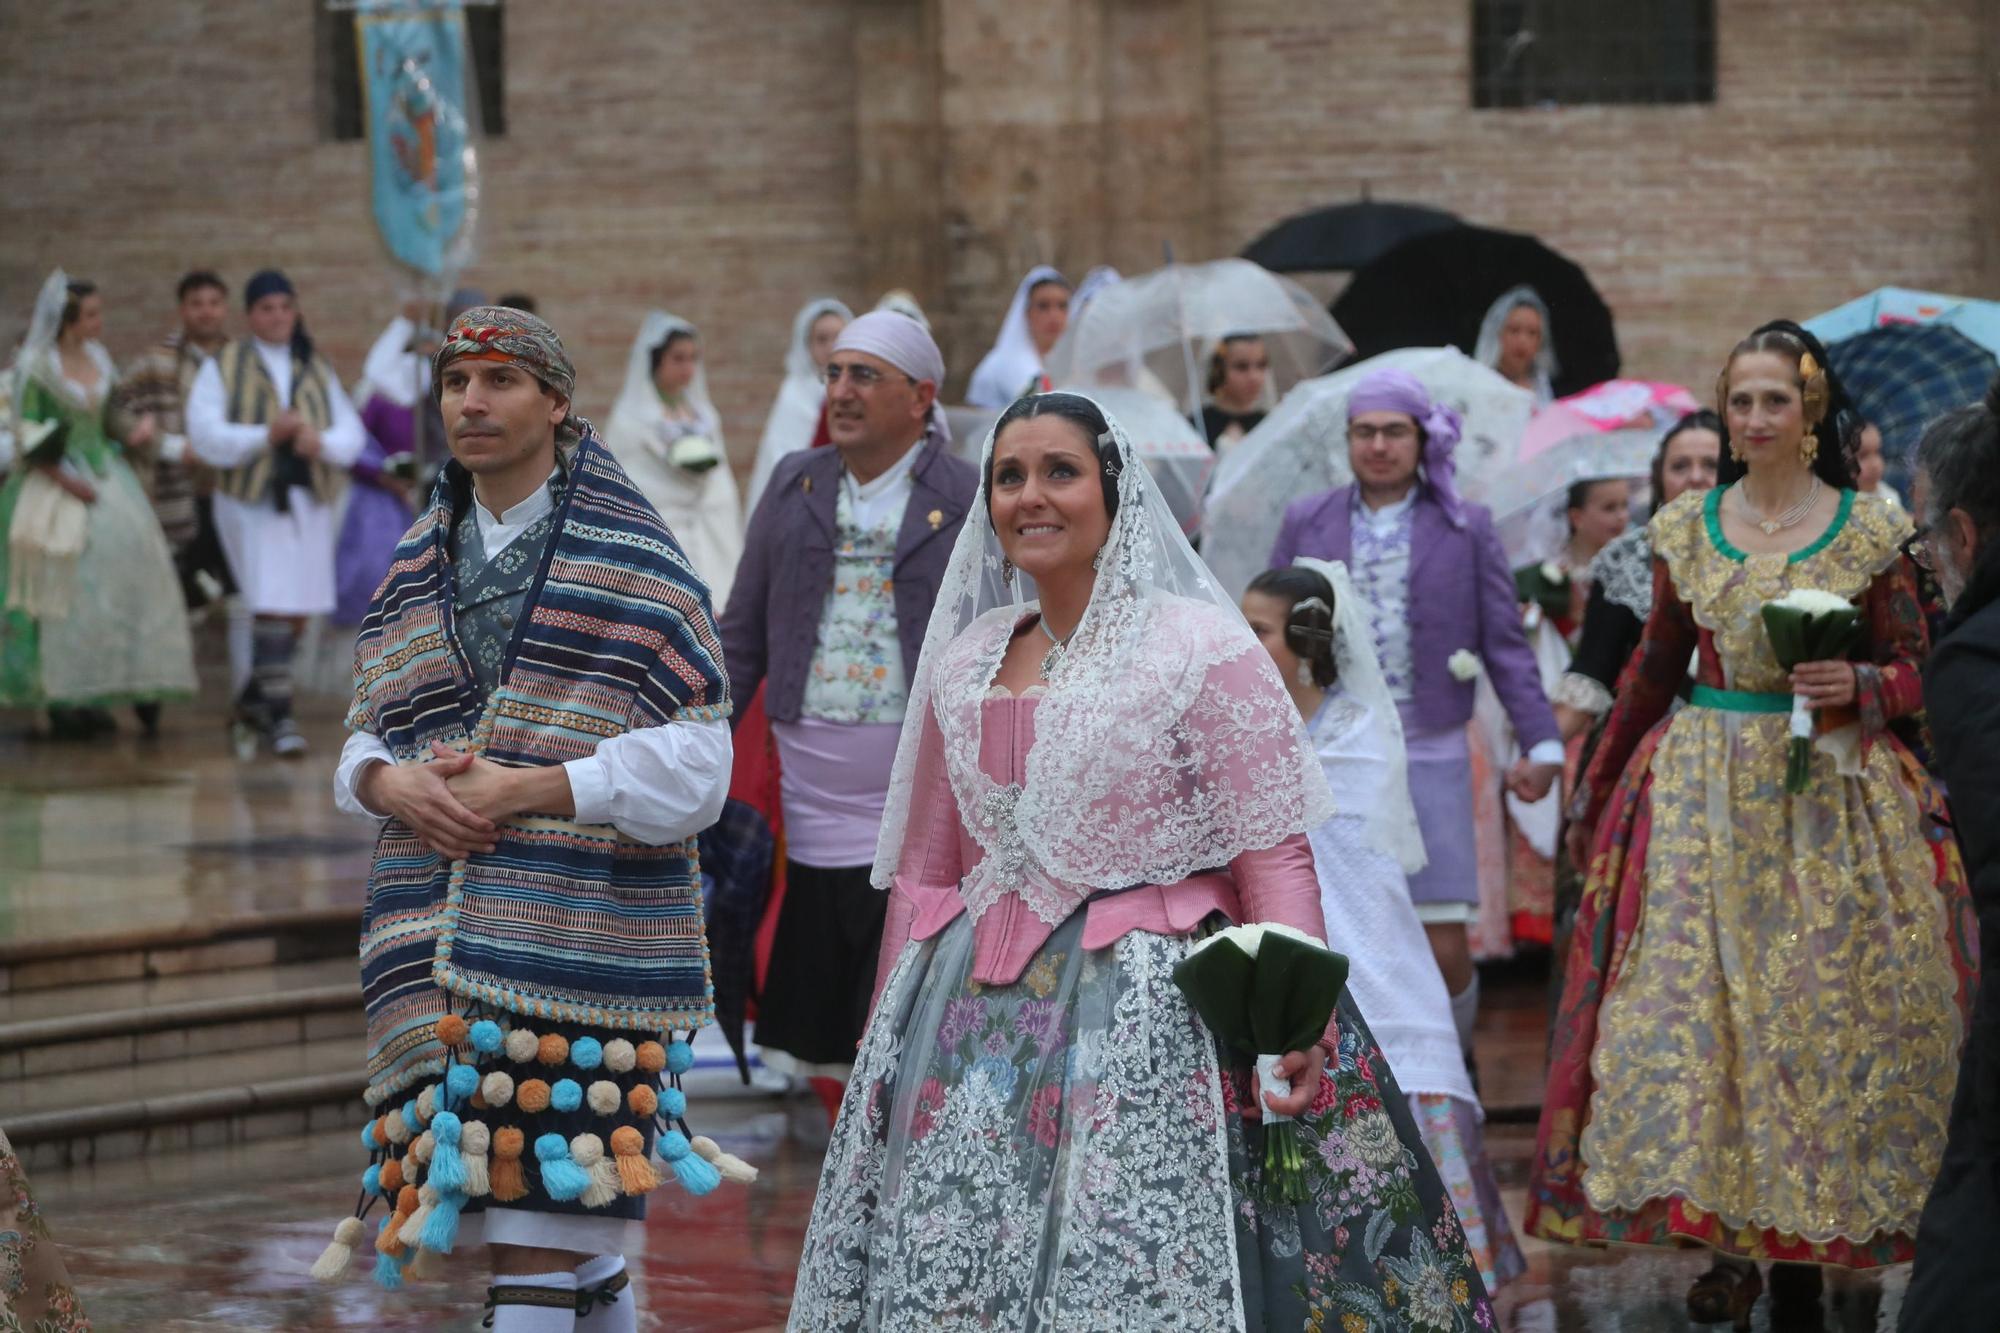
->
[747,299,854,512]
[1348,367,1468,527]
[873,289,929,328]
[1473,285,1558,404]
[966,265,1069,409]
[434,305,576,402]
[833,310,951,446]
[785,298,853,381]
[244,269,295,310]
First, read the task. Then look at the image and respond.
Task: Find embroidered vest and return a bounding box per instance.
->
[348,432,731,1103]
[448,494,561,701]
[213,339,340,505]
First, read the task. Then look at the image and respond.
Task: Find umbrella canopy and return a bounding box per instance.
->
[1802,289,2000,496]
[1484,399,1665,565]
[1079,387,1215,537]
[1199,346,1535,600]
[1330,224,1620,398]
[1241,199,1461,273]
[1043,258,1352,420]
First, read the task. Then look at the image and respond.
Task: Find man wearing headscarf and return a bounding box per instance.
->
[187,268,366,757]
[323,306,739,1326]
[1270,368,1560,1068]
[720,311,978,1108]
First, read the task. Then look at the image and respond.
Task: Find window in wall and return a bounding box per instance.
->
[1472,0,1715,108]
[317,1,507,141]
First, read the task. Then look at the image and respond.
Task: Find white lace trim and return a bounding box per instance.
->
[1588,526,1654,620]
[1552,671,1614,717]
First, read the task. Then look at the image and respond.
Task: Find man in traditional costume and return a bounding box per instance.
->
[1270,368,1561,1067]
[186,269,365,757]
[720,312,977,1113]
[319,306,743,1328]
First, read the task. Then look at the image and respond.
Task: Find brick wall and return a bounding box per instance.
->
[2,0,1990,459]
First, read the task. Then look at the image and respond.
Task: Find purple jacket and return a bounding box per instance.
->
[1270,483,1558,748]
[720,429,978,725]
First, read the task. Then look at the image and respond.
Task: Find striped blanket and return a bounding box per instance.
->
[347,431,730,1103]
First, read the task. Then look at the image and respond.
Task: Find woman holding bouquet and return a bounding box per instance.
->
[789,392,1493,1331]
[1527,328,1974,1327]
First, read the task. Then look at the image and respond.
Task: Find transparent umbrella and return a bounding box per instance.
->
[1044,258,1352,422]
[1199,347,1535,600]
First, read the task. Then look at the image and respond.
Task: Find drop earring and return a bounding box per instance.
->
[1001,557,1015,586]
[1296,660,1315,688]
[1799,429,1820,466]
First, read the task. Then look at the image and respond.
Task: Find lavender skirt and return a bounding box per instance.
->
[1401,727,1479,907]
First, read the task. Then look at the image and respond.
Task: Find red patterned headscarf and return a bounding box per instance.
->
[433,305,577,405]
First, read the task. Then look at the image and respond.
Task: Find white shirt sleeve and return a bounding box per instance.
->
[563,717,733,846]
[1526,739,1567,766]
[185,358,273,468]
[335,728,396,819]
[318,371,367,469]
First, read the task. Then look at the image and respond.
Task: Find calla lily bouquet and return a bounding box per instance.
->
[1760,588,1861,794]
[1173,922,1349,1203]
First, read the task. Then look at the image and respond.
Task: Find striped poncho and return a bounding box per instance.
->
[348,431,731,1103]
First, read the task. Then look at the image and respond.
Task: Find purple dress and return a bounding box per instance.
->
[333,397,419,625]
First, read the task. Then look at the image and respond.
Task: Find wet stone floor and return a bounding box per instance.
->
[1,681,1911,1330]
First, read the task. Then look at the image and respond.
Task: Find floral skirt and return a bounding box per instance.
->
[790,912,1495,1332]
[1527,712,1977,1267]
[0,1129,89,1331]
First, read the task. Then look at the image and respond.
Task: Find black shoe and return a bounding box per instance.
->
[134,701,162,738]
[1768,1261,1824,1331]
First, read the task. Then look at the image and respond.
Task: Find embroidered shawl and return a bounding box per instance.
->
[348,430,731,1102]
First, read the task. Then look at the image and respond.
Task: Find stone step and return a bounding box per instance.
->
[0,981,365,1079]
[0,907,360,995]
[0,955,359,1025]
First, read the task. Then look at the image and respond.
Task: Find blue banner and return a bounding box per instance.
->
[358,7,476,276]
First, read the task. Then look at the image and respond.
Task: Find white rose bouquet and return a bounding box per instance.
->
[1760,588,1862,794]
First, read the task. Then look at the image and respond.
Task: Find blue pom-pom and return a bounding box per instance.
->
[419,1192,464,1253]
[664,1039,694,1075]
[371,1219,403,1290]
[469,1019,504,1053]
[445,1063,479,1101]
[401,1101,422,1133]
[661,1087,688,1119]
[428,1114,467,1193]
[657,1129,691,1162]
[551,1079,582,1113]
[431,1110,462,1147]
[534,1133,591,1202]
[570,1037,603,1070]
[670,1149,721,1196]
[361,1121,380,1151]
[362,1164,382,1194]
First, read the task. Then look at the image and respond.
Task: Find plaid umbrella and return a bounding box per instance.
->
[1825,323,1996,496]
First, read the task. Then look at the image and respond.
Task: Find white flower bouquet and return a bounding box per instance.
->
[1760,588,1862,794]
[1448,649,1482,683]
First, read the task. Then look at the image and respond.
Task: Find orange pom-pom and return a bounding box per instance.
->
[378,1158,405,1194]
[537,1033,570,1066]
[635,1041,666,1073]
[627,1084,658,1117]
[609,1125,661,1194]
[469,1089,489,1110]
[490,1127,528,1202]
[493,1126,525,1159]
[436,1014,470,1046]
[516,1079,552,1113]
[396,1185,420,1215]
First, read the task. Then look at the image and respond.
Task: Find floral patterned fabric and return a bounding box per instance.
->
[800,483,907,726]
[446,479,563,702]
[1527,487,1977,1267]
[0,1131,89,1333]
[1349,494,1417,705]
[791,911,1494,1331]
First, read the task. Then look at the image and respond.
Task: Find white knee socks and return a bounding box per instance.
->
[487,1270,577,1332]
[573,1254,636,1333]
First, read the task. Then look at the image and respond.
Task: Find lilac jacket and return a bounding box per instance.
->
[719,428,978,724]
[1270,483,1558,748]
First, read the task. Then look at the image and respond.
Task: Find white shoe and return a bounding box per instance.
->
[271,720,308,758]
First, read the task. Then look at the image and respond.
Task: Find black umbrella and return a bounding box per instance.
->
[1330,224,1620,398]
[1241,199,1461,273]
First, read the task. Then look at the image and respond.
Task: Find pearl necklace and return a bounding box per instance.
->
[1739,475,1822,535]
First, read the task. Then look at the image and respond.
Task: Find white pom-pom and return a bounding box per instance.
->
[399,1184,439,1245]
[383,1113,412,1146]
[586,1080,621,1115]
[481,1071,515,1107]
[504,1028,539,1063]
[602,1039,637,1073]
[412,1131,434,1165]
[570,1133,620,1208]
[308,1215,366,1281]
[690,1134,760,1184]
[416,1085,437,1122]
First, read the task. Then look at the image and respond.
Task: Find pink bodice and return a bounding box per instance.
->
[875,694,1332,1037]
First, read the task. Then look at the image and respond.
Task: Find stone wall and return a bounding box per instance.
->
[2,0,1992,460]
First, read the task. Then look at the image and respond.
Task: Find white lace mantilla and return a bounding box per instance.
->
[1588,526,1654,620]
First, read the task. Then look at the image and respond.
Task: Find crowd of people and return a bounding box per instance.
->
[3,254,1998,1333]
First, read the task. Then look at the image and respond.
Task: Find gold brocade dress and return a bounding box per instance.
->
[1525,486,1976,1268]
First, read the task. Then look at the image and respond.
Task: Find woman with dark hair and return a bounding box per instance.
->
[1,270,194,738]
[1245,559,1526,1298]
[965,268,1070,409]
[1200,334,1270,451]
[1528,329,1972,1326]
[791,391,1495,1329]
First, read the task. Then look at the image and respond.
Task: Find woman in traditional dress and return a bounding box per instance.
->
[0,271,194,737]
[791,391,1495,1331]
[1201,334,1271,452]
[965,267,1070,409]
[1527,328,1975,1328]
[604,312,743,608]
[1473,285,1556,405]
[1244,558,1526,1298]
[746,297,850,514]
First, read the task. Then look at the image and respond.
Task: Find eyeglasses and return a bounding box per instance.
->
[822,363,918,389]
[1347,422,1418,445]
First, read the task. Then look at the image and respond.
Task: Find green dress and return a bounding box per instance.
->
[0,359,195,708]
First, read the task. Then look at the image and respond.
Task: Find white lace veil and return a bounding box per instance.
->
[782,297,852,381]
[872,391,1337,927]
[1473,284,1558,404]
[1292,557,1428,876]
[748,298,851,512]
[606,311,721,452]
[966,266,1067,409]
[12,270,71,411]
